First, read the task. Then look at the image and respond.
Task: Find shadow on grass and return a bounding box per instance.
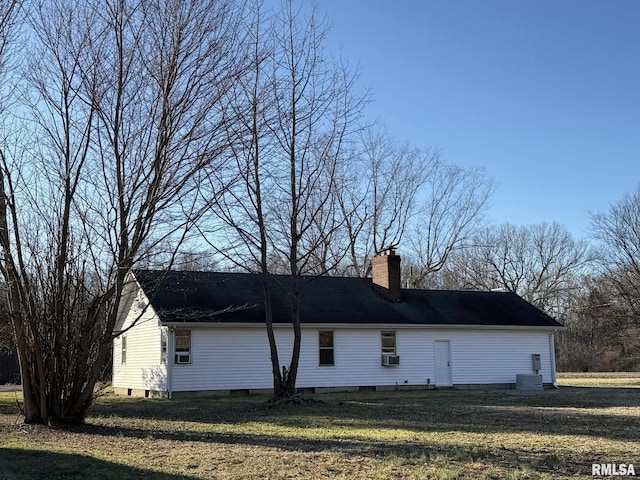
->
[70,419,594,477]
[90,385,640,420]
[3,388,636,478]
[0,448,197,480]
[2,386,638,479]
[87,387,640,443]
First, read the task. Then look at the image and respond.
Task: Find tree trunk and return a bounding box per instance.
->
[262,276,284,397]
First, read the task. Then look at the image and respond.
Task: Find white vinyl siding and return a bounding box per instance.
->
[296,328,426,387]
[112,288,167,392]
[432,330,553,385]
[169,326,555,392]
[300,328,553,387]
[171,327,283,391]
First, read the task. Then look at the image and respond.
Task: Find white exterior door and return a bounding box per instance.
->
[434,340,452,386]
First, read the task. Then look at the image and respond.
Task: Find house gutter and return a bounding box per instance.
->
[160,321,562,331]
[549,332,558,388]
[167,327,174,399]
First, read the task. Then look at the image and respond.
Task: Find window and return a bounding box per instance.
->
[381,331,396,355]
[121,335,127,365]
[160,330,168,364]
[318,330,334,366]
[175,329,191,364]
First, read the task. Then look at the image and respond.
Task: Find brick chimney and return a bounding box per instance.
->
[371,246,402,302]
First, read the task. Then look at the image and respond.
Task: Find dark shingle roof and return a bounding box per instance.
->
[132,270,562,328]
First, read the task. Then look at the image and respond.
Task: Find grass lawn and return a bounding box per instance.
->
[557,372,640,388]
[0,376,639,479]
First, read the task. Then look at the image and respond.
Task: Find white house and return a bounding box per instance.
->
[112,248,562,398]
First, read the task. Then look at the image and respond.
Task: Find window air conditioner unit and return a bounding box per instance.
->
[382,354,400,366]
[175,353,191,364]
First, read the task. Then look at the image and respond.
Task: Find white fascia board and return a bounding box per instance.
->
[160,321,561,331]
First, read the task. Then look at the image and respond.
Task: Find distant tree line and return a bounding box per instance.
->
[402,209,640,372]
[0,0,637,424]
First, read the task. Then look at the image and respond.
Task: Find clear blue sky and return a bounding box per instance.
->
[313,0,640,239]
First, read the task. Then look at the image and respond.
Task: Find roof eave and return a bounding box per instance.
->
[160,320,562,330]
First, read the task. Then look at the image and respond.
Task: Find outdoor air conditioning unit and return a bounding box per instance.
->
[516,374,542,390]
[175,353,191,364]
[381,354,400,366]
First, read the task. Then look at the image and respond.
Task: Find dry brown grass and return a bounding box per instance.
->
[0,377,638,479]
[557,372,640,388]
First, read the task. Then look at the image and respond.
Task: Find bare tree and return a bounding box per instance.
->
[591,184,640,322]
[266,0,366,397]
[554,185,640,371]
[407,164,495,287]
[201,0,364,399]
[0,0,245,424]
[330,126,436,277]
[0,0,21,354]
[0,299,12,352]
[555,275,638,372]
[0,0,20,88]
[198,0,287,396]
[443,222,591,314]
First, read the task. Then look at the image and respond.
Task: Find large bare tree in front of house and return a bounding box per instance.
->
[0,0,245,424]
[441,222,591,314]
[265,0,365,397]
[198,0,286,395]
[202,0,365,399]
[406,163,495,287]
